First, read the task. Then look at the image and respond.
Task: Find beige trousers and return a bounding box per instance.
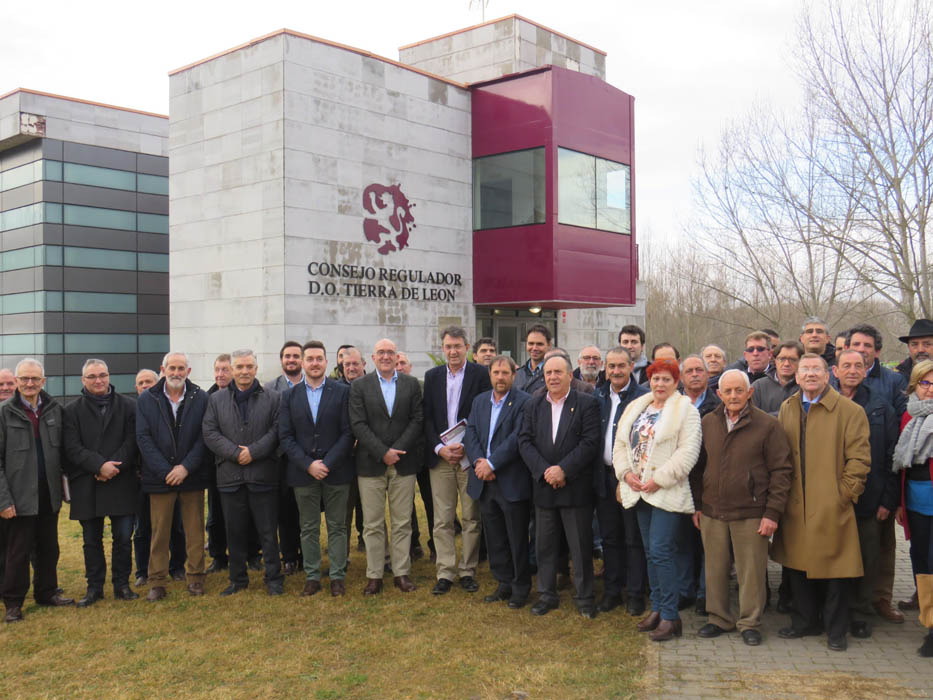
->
[429,458,481,581]
[701,515,769,631]
[358,467,416,579]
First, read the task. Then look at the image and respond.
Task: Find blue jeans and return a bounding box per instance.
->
[635,500,683,621]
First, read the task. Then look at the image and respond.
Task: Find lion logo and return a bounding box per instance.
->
[362,183,416,255]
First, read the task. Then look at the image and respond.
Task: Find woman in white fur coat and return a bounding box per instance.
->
[612,358,702,641]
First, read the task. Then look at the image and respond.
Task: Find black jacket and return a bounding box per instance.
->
[136,378,209,493]
[593,380,649,499]
[850,383,900,517]
[64,390,138,520]
[423,362,491,468]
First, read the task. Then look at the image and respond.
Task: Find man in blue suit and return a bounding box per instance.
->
[279,341,354,597]
[464,356,531,608]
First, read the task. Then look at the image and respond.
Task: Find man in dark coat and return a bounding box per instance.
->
[519,355,601,618]
[64,359,139,607]
[0,358,74,623]
[136,352,209,601]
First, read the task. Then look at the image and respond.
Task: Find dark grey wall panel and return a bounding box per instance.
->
[137,294,168,314]
[136,154,168,176]
[136,193,168,215]
[41,139,63,161]
[62,183,137,211]
[63,312,137,333]
[40,312,63,333]
[1,268,41,294]
[62,143,135,171]
[138,314,169,333]
[137,272,168,294]
[0,312,42,333]
[63,225,136,251]
[40,181,63,203]
[137,232,169,253]
[138,353,163,371]
[63,353,141,375]
[41,266,63,290]
[1,223,43,251]
[63,268,136,293]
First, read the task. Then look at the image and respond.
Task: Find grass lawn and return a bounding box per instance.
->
[0,502,645,699]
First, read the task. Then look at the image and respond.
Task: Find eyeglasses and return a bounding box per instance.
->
[16,377,43,384]
[744,346,769,354]
[798,367,825,375]
[775,357,799,364]
[83,373,109,381]
[919,380,933,388]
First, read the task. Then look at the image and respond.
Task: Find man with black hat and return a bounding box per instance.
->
[896,319,933,379]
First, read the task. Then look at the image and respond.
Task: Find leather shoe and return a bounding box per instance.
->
[507,596,527,609]
[637,611,661,632]
[898,591,919,610]
[187,582,204,596]
[627,595,646,616]
[919,633,933,657]
[170,570,186,582]
[77,589,103,608]
[579,605,598,619]
[459,576,479,593]
[873,599,905,623]
[698,623,730,638]
[134,575,148,587]
[4,606,24,623]
[363,578,383,596]
[530,598,558,616]
[410,545,424,561]
[114,587,139,601]
[220,584,247,597]
[850,620,872,638]
[301,579,322,597]
[282,561,299,576]
[827,636,848,651]
[776,598,794,614]
[330,579,345,597]
[695,597,707,616]
[598,594,623,613]
[37,593,74,606]
[394,576,417,592]
[484,585,512,603]
[741,629,762,646]
[267,582,284,596]
[649,618,682,641]
[432,578,453,595]
[205,560,228,574]
[147,586,166,602]
[777,625,822,639]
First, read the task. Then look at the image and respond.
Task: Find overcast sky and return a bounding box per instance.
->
[1,0,803,245]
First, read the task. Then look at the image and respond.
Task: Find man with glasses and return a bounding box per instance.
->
[800,316,836,367]
[0,358,74,622]
[752,341,804,416]
[574,346,606,389]
[64,359,140,607]
[727,331,774,385]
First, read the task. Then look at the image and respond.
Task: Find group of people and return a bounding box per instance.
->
[0,319,931,659]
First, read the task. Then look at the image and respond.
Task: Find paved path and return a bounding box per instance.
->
[640,533,932,699]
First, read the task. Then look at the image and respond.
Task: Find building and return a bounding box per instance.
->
[169,15,643,381]
[0,90,169,395]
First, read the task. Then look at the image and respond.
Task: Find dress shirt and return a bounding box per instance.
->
[304,377,325,423]
[163,385,183,418]
[545,389,570,443]
[485,391,509,470]
[378,370,398,417]
[690,389,707,409]
[801,391,822,413]
[603,380,630,465]
[434,363,466,455]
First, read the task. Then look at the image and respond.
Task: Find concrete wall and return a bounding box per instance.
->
[399,16,606,84]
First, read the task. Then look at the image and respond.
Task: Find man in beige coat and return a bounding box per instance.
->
[772,353,871,651]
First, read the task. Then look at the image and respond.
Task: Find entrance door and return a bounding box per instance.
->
[495,321,522,364]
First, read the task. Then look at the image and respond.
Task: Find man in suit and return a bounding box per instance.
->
[594,347,649,615]
[279,341,354,597]
[424,326,492,594]
[464,355,531,607]
[64,358,140,607]
[519,354,601,618]
[349,338,424,595]
[337,345,367,554]
[265,340,304,576]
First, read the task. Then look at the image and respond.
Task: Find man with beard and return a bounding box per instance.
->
[574,346,606,389]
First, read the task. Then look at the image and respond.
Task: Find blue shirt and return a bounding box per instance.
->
[691,389,707,410]
[802,393,821,413]
[304,378,325,423]
[485,391,509,470]
[378,371,398,417]
[907,480,933,516]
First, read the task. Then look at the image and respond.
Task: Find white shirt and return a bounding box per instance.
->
[545,389,570,443]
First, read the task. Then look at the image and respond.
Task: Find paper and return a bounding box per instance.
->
[440,419,470,469]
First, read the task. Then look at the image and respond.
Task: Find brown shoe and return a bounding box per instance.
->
[36,593,75,607]
[363,578,383,596]
[330,579,345,597]
[394,575,417,593]
[4,606,24,623]
[147,586,166,602]
[637,611,661,632]
[301,579,322,597]
[649,618,683,642]
[898,591,919,611]
[873,599,905,623]
[187,582,204,596]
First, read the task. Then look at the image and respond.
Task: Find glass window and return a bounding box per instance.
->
[138,213,168,234]
[0,333,62,354]
[63,163,135,191]
[139,334,169,353]
[0,291,61,314]
[64,334,137,354]
[63,246,136,270]
[63,204,136,231]
[473,148,546,230]
[0,160,62,192]
[558,148,631,234]
[44,160,63,182]
[1,203,42,231]
[0,245,62,271]
[596,158,631,233]
[138,253,169,272]
[45,376,64,397]
[45,202,63,224]
[137,174,169,195]
[64,291,137,313]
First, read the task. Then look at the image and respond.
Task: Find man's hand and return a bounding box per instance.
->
[439,443,464,463]
[383,448,406,466]
[757,517,778,537]
[896,506,906,527]
[876,506,890,521]
[98,461,121,481]
[474,458,496,481]
[237,446,252,465]
[692,512,701,530]
[308,460,329,480]
[544,465,566,489]
[165,465,189,486]
[0,505,15,519]
[641,478,660,494]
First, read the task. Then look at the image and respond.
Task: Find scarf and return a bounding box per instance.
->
[82,386,113,415]
[893,394,933,473]
[232,380,259,421]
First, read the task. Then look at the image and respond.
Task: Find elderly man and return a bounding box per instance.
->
[773,354,871,651]
[205,354,234,574]
[340,347,366,384]
[0,368,16,401]
[0,359,74,623]
[519,355,601,617]
[574,346,606,389]
[64,359,140,607]
[619,325,649,384]
[700,346,726,386]
[136,352,210,601]
[473,338,497,367]
[203,349,284,596]
[727,331,774,385]
[514,324,552,395]
[424,326,491,594]
[349,339,424,595]
[800,316,836,366]
[396,352,413,375]
[846,324,907,417]
[651,343,680,363]
[338,345,367,552]
[752,341,803,416]
[135,369,158,394]
[681,356,720,417]
[896,319,933,378]
[692,370,792,645]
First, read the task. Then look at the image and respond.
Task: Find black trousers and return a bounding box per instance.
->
[221,486,283,587]
[535,504,594,607]
[1,480,60,608]
[278,480,301,566]
[595,483,648,599]
[80,514,134,592]
[133,491,186,578]
[480,481,531,598]
[410,468,435,552]
[206,482,260,563]
[787,567,854,640]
